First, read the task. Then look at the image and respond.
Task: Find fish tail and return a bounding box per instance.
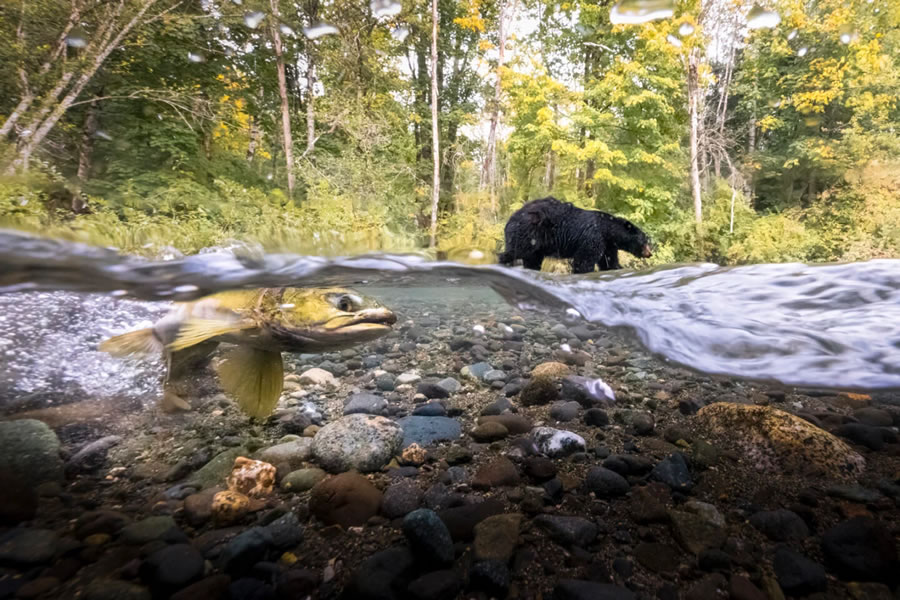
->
[99,328,163,357]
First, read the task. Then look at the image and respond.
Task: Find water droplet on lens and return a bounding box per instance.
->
[797,46,808,56]
[231,0,242,4]
[609,0,675,25]
[110,290,128,297]
[678,23,695,35]
[94,130,112,141]
[371,0,402,18]
[187,51,206,63]
[279,303,296,309]
[244,11,265,29]
[267,173,274,180]
[66,27,88,48]
[746,4,780,29]
[391,26,410,41]
[838,24,856,44]
[787,28,798,40]
[667,34,683,46]
[174,284,199,294]
[279,23,295,36]
[303,23,339,39]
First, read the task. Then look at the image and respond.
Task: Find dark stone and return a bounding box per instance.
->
[170,575,231,600]
[685,574,727,600]
[698,548,732,571]
[402,509,454,566]
[396,416,461,448]
[227,578,275,600]
[468,560,509,597]
[749,509,809,541]
[407,570,462,600]
[534,515,598,547]
[584,467,629,498]
[120,516,185,545]
[669,510,726,555]
[309,472,383,528]
[525,457,557,481]
[602,454,654,476]
[75,511,130,539]
[649,453,693,491]
[478,414,534,434]
[140,543,204,595]
[728,575,766,600]
[678,397,704,415]
[417,382,451,399]
[634,543,681,573]
[834,424,897,450]
[376,374,396,392]
[629,485,669,523]
[630,412,654,435]
[341,546,415,600]
[550,401,581,422]
[821,517,899,584]
[344,393,387,415]
[275,570,318,599]
[0,528,58,566]
[0,471,37,525]
[218,527,272,575]
[472,457,520,489]
[437,499,505,541]
[773,547,827,595]
[381,479,423,519]
[82,580,152,600]
[583,408,609,427]
[520,377,559,406]
[413,402,447,417]
[264,512,303,550]
[552,579,636,600]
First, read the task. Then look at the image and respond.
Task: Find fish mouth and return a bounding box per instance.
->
[323,307,397,338]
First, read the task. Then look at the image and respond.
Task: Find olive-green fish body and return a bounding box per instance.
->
[100,287,396,418]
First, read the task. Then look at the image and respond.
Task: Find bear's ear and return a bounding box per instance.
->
[527,210,545,226]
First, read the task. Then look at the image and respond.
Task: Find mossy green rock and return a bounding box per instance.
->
[188,448,247,489]
[0,420,63,488]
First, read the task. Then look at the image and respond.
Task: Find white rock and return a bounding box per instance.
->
[299,368,337,387]
[396,372,422,385]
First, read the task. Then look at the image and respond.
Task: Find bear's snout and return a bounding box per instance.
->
[641,243,653,258]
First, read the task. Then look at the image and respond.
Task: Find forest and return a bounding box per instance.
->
[0,0,898,267]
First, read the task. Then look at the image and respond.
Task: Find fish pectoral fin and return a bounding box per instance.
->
[99,328,162,357]
[168,318,253,352]
[216,347,284,419]
[161,389,192,412]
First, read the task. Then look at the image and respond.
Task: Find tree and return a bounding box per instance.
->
[430,0,441,247]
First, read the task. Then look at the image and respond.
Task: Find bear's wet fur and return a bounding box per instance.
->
[498,196,652,273]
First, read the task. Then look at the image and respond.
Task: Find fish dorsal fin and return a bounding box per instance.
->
[168,318,254,352]
[99,328,162,357]
[216,347,284,419]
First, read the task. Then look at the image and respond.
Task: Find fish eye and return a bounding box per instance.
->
[337,295,355,312]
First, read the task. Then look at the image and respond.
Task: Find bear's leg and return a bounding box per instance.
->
[597,249,620,271]
[572,250,597,274]
[521,254,544,271]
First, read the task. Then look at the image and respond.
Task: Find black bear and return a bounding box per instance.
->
[497,196,652,273]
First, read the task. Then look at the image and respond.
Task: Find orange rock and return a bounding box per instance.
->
[399,443,427,466]
[226,456,276,497]
[212,490,250,525]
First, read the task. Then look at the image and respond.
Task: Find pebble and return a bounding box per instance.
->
[0,420,64,488]
[470,421,509,442]
[473,457,521,489]
[749,509,809,541]
[561,375,616,407]
[821,517,899,583]
[437,499,505,541]
[82,580,152,600]
[170,575,231,600]
[584,408,609,427]
[0,529,59,565]
[520,377,559,406]
[525,456,557,481]
[412,401,448,416]
[375,373,396,391]
[483,369,507,383]
[469,560,510,596]
[343,392,388,415]
[226,457,276,497]
[397,416,461,448]
[478,414,533,434]
[397,372,421,385]
[553,579,636,600]
[309,472,382,527]
[211,490,250,525]
[256,439,313,472]
[773,547,827,595]
[669,509,726,554]
[550,401,581,422]
[532,427,586,458]
[218,527,272,575]
[280,467,326,491]
[834,423,897,450]
[532,361,571,379]
[264,512,303,549]
[0,471,37,525]
[407,570,462,600]
[343,547,414,599]
[298,367,336,387]
[635,542,682,573]
[312,414,403,472]
[139,543,204,595]
[402,509,455,566]
[472,513,522,562]
[188,448,247,489]
[381,479,423,518]
[584,467,630,498]
[462,362,493,380]
[650,453,693,491]
[120,516,183,545]
[534,515,597,547]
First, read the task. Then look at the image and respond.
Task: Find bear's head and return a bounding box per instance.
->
[616,220,653,259]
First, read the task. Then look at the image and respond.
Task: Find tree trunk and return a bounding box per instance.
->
[429,0,440,248]
[480,0,511,213]
[544,150,555,192]
[76,93,101,181]
[688,50,703,223]
[247,115,260,161]
[270,0,295,198]
[306,59,316,155]
[10,0,159,171]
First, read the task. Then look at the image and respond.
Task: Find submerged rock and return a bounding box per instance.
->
[397,416,461,448]
[0,420,63,488]
[313,414,403,473]
[695,403,865,479]
[309,472,382,527]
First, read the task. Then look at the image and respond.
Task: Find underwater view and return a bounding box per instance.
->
[1,0,899,598]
